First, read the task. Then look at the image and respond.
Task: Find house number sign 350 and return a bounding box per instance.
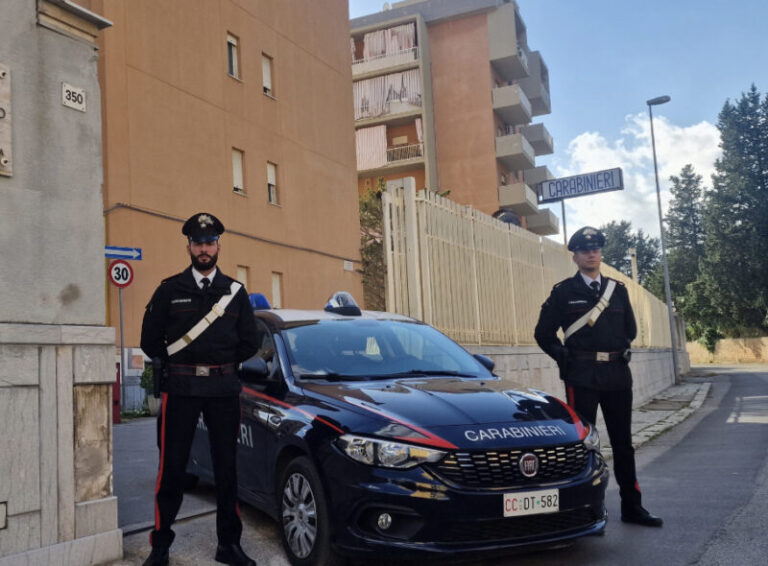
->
[62,83,86,112]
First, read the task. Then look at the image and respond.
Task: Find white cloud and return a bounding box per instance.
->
[543,114,720,240]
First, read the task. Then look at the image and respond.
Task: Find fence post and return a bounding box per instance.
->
[403,178,423,319]
[469,209,483,344]
[382,187,396,312]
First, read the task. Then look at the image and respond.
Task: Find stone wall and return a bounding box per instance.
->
[0,325,121,565]
[687,337,768,365]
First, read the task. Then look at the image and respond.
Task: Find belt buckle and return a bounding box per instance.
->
[596,352,609,362]
[196,365,210,377]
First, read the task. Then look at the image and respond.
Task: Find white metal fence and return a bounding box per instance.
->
[382,183,674,348]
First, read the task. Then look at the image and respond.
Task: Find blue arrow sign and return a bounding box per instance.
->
[105,246,142,260]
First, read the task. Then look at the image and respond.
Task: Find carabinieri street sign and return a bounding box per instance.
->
[539,167,624,204]
[104,245,142,260]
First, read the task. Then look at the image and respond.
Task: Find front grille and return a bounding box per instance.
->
[430,507,599,543]
[428,443,588,488]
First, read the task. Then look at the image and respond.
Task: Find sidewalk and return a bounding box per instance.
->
[106,375,713,566]
[596,376,712,460]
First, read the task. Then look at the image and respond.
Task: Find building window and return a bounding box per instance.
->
[271,272,282,308]
[227,33,240,78]
[236,265,249,287]
[267,162,278,204]
[232,148,245,193]
[262,54,274,96]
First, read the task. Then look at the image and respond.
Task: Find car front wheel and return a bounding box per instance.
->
[279,456,344,566]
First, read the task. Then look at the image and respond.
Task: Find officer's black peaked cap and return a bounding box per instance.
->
[568,226,605,252]
[182,212,225,243]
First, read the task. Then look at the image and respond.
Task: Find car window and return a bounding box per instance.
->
[254,319,277,375]
[282,319,491,379]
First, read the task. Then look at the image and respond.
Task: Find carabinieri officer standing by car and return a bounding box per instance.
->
[140,212,260,566]
[534,226,663,528]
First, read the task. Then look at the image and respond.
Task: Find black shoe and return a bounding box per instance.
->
[142,546,169,566]
[215,543,256,566]
[621,505,663,527]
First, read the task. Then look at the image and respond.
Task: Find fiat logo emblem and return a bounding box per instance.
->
[519,453,539,478]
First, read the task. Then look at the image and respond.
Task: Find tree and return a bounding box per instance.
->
[599,220,660,287]
[359,179,386,311]
[693,85,768,337]
[653,165,707,323]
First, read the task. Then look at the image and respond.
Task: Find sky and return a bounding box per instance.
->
[349,0,768,243]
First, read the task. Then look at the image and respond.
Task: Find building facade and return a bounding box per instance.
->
[351,0,558,234]
[79,0,363,364]
[0,1,121,564]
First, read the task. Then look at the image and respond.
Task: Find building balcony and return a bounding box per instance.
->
[518,51,551,116]
[488,2,530,81]
[387,142,423,163]
[499,182,538,216]
[492,83,532,125]
[525,208,559,236]
[519,123,553,156]
[523,165,554,189]
[358,143,425,177]
[495,133,535,172]
[352,47,420,79]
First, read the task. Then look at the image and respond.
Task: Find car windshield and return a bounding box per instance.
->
[282,319,493,380]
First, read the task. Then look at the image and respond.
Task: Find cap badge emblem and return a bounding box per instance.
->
[198,214,213,228]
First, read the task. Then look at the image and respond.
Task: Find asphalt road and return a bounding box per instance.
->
[113,367,768,565]
[460,368,768,566]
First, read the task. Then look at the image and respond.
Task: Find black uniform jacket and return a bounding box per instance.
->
[534,272,637,391]
[141,266,259,397]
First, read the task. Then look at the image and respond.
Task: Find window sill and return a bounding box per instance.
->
[263,92,277,101]
[228,74,244,83]
[268,201,281,207]
[233,189,248,197]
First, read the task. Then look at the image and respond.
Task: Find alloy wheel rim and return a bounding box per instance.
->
[282,472,318,558]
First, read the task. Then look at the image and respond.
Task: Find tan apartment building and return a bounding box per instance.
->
[351,0,558,235]
[77,0,363,355]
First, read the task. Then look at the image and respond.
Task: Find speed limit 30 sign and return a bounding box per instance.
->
[109,259,134,288]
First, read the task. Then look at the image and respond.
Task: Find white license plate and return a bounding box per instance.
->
[503,488,559,517]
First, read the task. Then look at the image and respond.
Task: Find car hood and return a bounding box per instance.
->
[301,377,585,449]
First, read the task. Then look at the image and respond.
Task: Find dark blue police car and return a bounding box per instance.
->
[188,294,608,565]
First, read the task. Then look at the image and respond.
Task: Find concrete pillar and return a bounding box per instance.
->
[0,1,120,564]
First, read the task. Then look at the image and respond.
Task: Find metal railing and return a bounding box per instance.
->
[386,143,423,163]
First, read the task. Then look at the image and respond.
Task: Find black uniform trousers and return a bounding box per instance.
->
[151,393,242,548]
[566,382,642,509]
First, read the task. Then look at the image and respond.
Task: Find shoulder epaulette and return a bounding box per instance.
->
[161,272,183,284]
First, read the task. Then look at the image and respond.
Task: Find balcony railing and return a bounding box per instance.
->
[352,47,420,74]
[387,143,423,163]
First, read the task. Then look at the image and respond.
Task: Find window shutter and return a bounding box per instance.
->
[232,149,244,191]
[262,55,273,93]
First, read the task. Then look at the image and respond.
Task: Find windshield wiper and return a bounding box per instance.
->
[379,369,480,378]
[296,372,366,382]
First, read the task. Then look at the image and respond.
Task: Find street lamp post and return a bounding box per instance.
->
[647,95,680,384]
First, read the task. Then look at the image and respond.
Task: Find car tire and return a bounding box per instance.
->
[278,456,345,566]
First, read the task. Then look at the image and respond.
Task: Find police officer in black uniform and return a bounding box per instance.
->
[535,226,663,527]
[141,213,260,566]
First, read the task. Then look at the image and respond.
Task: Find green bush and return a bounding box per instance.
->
[140,365,154,393]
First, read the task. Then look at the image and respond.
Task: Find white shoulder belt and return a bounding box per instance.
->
[166,281,242,356]
[563,280,617,341]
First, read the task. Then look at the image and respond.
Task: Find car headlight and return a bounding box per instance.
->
[583,423,600,452]
[336,434,446,469]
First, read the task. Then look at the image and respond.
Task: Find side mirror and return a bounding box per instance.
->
[473,354,495,372]
[239,356,269,383]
